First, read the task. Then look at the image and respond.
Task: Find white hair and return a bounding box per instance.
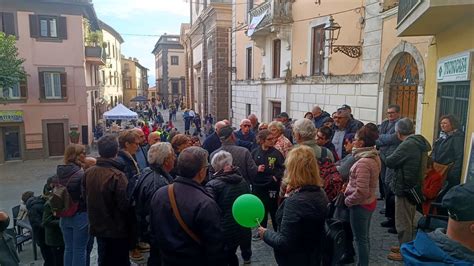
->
[293,118,316,140]
[268,121,285,133]
[211,150,233,172]
[148,142,173,166]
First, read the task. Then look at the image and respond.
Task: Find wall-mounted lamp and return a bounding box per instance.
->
[324,16,362,58]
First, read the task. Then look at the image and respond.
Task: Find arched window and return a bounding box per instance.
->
[389,52,419,121]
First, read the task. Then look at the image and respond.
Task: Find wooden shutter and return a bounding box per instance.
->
[3,12,16,36]
[57,16,67,40]
[29,15,38,38]
[60,73,67,98]
[273,39,281,78]
[39,72,45,99]
[20,77,27,98]
[312,26,324,75]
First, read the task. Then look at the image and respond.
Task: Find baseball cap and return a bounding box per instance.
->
[277,112,289,119]
[442,181,474,222]
[218,125,234,141]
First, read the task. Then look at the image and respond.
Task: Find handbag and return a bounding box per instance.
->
[331,192,350,222]
[401,168,424,206]
[167,184,202,245]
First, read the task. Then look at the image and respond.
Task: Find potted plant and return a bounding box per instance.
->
[69,129,80,144]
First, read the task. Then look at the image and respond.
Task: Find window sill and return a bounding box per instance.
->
[39,98,68,103]
[0,98,27,104]
[35,37,63,43]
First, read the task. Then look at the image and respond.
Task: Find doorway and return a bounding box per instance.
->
[3,127,21,161]
[47,123,65,156]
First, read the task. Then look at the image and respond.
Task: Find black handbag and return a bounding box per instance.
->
[401,168,425,206]
[332,192,350,222]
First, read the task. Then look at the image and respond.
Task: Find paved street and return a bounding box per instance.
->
[1,109,401,265]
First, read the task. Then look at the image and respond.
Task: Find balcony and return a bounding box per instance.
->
[397,0,474,37]
[85,46,106,65]
[247,0,293,38]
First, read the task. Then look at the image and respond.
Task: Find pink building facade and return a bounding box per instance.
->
[0,0,102,162]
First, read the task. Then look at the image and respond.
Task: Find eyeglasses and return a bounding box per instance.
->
[387,111,397,115]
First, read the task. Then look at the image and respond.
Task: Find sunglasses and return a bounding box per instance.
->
[242,125,251,128]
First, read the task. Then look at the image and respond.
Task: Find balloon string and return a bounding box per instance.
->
[255,218,262,228]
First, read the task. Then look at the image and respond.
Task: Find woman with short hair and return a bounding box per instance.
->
[258,145,329,266]
[268,121,293,158]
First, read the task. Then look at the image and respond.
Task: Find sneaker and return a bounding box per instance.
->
[129,248,145,261]
[138,242,150,252]
[387,251,403,261]
[243,260,251,265]
[381,219,395,228]
[387,227,398,234]
[390,246,400,253]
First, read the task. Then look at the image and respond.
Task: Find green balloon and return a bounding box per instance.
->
[232,194,265,228]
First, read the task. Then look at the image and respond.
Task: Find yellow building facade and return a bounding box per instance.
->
[397,0,474,183]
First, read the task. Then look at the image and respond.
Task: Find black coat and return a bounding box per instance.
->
[251,147,285,189]
[263,185,328,266]
[432,130,465,187]
[205,169,250,249]
[26,196,46,229]
[134,165,173,242]
[150,177,224,265]
[116,150,140,197]
[56,163,86,212]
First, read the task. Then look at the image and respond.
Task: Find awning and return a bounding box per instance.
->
[103,104,138,120]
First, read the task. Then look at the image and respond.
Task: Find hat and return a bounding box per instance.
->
[341,104,352,110]
[442,181,474,222]
[218,125,234,141]
[277,112,289,119]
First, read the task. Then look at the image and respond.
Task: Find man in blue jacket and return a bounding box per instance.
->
[401,181,474,265]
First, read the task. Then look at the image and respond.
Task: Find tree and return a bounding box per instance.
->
[0,32,27,100]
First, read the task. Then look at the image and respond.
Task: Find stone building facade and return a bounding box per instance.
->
[184,0,232,120]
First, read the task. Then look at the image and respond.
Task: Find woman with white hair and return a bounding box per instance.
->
[134,142,176,265]
[206,151,251,266]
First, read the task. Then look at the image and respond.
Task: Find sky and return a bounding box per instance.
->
[93,0,190,86]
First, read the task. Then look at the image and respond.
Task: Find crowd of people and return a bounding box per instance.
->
[1,103,473,266]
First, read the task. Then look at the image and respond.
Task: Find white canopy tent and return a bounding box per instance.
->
[103,104,138,120]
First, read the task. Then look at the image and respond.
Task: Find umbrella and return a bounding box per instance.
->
[130,95,149,102]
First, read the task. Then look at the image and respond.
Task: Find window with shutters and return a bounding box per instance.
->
[39,72,66,100]
[311,25,325,76]
[246,47,252,80]
[0,12,16,36]
[29,15,67,40]
[273,39,281,78]
[171,56,179,65]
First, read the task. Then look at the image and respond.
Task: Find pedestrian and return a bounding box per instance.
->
[115,130,144,261]
[276,112,293,143]
[335,134,357,182]
[202,121,227,155]
[156,112,164,127]
[183,109,192,135]
[258,145,329,266]
[383,118,431,261]
[316,126,339,161]
[332,108,363,160]
[268,121,293,158]
[235,119,257,151]
[206,150,251,265]
[401,181,474,264]
[251,130,285,235]
[132,128,149,171]
[431,114,465,189]
[170,134,192,177]
[344,126,381,266]
[150,147,225,265]
[83,135,131,266]
[134,143,176,266]
[190,136,202,147]
[293,118,334,162]
[304,112,313,120]
[377,104,402,233]
[0,211,20,266]
[42,188,65,266]
[248,114,260,133]
[56,144,89,266]
[193,113,202,136]
[312,105,331,129]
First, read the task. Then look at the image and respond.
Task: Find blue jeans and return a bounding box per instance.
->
[60,212,90,266]
[349,206,373,266]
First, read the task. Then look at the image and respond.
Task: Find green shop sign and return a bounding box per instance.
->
[437,51,472,83]
[0,110,24,123]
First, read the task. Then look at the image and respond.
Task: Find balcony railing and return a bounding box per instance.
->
[85,46,106,65]
[248,0,293,35]
[397,0,421,24]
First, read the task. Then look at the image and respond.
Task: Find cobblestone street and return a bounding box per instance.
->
[1,109,401,265]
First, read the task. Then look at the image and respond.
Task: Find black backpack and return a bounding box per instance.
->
[322,218,346,266]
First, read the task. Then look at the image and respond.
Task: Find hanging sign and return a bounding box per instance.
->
[247,9,268,37]
[437,51,472,82]
[0,110,23,123]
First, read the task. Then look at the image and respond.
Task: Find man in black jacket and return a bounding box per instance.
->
[134,142,175,266]
[150,147,224,265]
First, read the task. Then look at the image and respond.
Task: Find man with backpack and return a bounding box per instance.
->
[83,134,132,266]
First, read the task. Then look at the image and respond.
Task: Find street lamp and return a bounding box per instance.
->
[324,15,362,58]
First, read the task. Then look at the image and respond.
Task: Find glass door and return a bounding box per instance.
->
[3,127,21,161]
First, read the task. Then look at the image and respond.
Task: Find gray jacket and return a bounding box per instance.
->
[0,229,20,266]
[211,142,258,184]
[376,119,401,184]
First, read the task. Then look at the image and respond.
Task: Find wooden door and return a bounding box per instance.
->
[47,123,65,156]
[389,53,419,121]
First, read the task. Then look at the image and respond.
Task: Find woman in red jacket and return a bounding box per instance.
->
[344,126,381,266]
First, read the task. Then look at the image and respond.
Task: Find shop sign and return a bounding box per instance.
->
[437,52,472,82]
[0,110,23,123]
